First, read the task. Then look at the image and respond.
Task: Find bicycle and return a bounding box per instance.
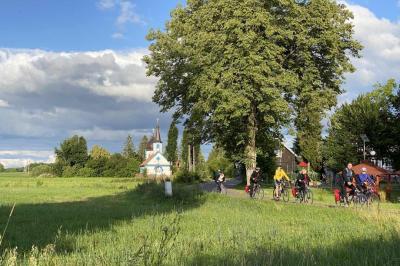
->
[212,181,227,195]
[249,180,264,200]
[335,187,367,207]
[295,185,313,204]
[363,185,380,207]
[273,181,289,202]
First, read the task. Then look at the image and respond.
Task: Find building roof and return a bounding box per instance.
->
[140,153,157,167]
[353,161,392,176]
[145,120,162,151]
[154,120,162,143]
[282,143,298,158]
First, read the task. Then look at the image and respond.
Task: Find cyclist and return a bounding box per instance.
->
[273,166,290,200]
[341,163,356,206]
[249,167,261,196]
[295,169,309,197]
[215,169,225,193]
[357,167,374,192]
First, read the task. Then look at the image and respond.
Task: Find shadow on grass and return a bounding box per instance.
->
[0,182,205,253]
[186,233,400,266]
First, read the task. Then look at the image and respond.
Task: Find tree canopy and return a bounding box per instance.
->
[324,80,399,171]
[144,0,361,179]
[55,135,88,167]
[122,135,137,159]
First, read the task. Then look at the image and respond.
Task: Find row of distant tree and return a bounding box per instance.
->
[24,125,234,179]
[28,135,141,177]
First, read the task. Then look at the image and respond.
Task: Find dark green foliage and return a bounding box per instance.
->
[30,165,53,177]
[166,122,179,166]
[207,146,234,179]
[138,135,149,162]
[0,163,4,172]
[102,153,140,177]
[144,0,361,173]
[174,170,202,183]
[325,80,399,171]
[122,135,137,159]
[55,135,88,167]
[86,157,109,177]
[180,128,189,170]
[62,165,81,177]
[52,161,65,177]
[77,167,96,177]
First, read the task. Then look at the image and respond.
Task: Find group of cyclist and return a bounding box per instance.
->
[243,165,310,200]
[336,162,377,206]
[214,161,377,205]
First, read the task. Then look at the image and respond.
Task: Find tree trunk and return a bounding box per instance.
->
[188,144,192,172]
[245,107,257,186]
[192,145,196,172]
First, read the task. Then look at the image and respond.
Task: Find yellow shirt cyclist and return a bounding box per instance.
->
[274,167,290,183]
[273,167,290,199]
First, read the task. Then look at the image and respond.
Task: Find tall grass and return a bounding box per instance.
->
[0,175,398,265]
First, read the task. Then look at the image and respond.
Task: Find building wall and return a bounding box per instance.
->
[140,165,172,177]
[276,147,297,174]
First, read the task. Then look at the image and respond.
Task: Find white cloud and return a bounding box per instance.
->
[71,127,151,141]
[97,0,144,38]
[0,48,156,102]
[116,1,144,26]
[0,151,55,168]
[112,32,125,39]
[97,0,115,9]
[341,2,400,100]
[0,150,53,158]
[0,99,10,107]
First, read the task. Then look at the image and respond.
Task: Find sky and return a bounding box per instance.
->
[0,0,400,168]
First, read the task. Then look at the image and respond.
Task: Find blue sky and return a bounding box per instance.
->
[0,0,400,167]
[0,0,183,51]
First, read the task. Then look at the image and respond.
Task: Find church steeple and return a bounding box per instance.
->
[154,119,162,143]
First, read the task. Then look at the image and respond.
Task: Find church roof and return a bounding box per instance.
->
[145,120,162,151]
[154,120,162,143]
[140,153,157,167]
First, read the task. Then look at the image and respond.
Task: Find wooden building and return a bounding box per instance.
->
[275,144,299,174]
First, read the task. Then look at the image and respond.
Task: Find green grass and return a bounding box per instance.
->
[0,174,399,265]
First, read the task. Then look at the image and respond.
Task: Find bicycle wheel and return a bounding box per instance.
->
[254,186,264,200]
[282,189,289,202]
[353,194,367,207]
[304,189,313,204]
[220,184,228,195]
[296,191,304,203]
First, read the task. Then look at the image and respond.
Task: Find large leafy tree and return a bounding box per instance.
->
[55,135,88,168]
[144,0,361,182]
[325,80,399,171]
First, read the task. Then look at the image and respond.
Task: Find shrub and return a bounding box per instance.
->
[76,167,96,177]
[174,170,201,183]
[62,165,80,177]
[30,165,53,177]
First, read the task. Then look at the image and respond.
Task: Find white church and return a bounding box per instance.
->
[139,122,172,177]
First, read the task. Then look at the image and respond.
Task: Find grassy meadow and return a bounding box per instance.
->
[0,173,399,265]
